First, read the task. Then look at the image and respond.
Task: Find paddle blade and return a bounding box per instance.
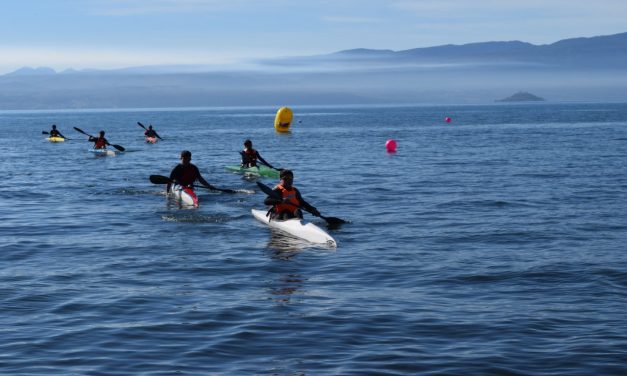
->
[150,175,172,184]
[137,122,147,130]
[256,181,279,199]
[321,216,348,226]
[42,131,49,135]
[111,144,125,152]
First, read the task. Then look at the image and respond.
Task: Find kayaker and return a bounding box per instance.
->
[144,125,163,140]
[167,150,219,193]
[240,139,276,169]
[264,169,320,220]
[88,130,109,149]
[49,124,67,139]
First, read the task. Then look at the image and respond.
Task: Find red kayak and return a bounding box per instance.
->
[170,184,198,207]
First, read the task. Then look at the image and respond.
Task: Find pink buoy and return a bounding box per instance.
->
[445,117,452,123]
[385,139,397,153]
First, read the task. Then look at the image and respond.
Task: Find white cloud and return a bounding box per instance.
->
[322,16,379,24]
[390,0,627,44]
[391,0,626,15]
[87,0,287,16]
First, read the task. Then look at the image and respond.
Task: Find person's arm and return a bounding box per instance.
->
[264,188,283,206]
[295,189,320,216]
[167,165,182,192]
[240,150,251,166]
[255,151,275,169]
[197,175,215,190]
[194,165,217,190]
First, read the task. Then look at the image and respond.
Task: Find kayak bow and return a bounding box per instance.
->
[225,165,280,178]
[170,184,199,207]
[89,149,116,157]
[252,209,336,247]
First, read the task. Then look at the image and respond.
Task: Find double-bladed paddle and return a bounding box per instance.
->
[73,127,125,151]
[256,181,347,225]
[149,174,238,194]
[137,122,163,140]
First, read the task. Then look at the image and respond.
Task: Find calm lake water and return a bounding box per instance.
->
[1,103,627,375]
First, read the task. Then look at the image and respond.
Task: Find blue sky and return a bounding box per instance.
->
[1,0,626,74]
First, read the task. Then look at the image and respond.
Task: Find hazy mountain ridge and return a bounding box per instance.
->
[1,32,627,109]
[342,32,627,60]
[8,31,627,76]
[6,66,57,76]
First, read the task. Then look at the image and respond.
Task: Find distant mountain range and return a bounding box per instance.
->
[328,31,627,66]
[6,66,57,76]
[2,32,627,109]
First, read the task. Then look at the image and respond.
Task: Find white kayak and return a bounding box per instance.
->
[89,148,116,157]
[170,184,198,207]
[251,209,337,247]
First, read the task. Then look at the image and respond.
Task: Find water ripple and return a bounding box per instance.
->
[2,104,627,374]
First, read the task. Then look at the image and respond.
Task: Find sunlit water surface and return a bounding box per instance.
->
[1,103,627,375]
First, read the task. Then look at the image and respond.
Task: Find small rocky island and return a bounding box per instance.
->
[496,91,545,102]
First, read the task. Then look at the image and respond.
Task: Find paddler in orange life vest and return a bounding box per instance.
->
[88,130,109,149]
[264,169,321,220]
[240,139,276,169]
[167,150,217,193]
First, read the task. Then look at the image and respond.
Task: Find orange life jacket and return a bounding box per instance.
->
[94,137,107,149]
[275,184,300,214]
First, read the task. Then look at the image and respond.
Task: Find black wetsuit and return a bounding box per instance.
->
[145,129,160,138]
[170,163,202,186]
[49,129,65,138]
[241,149,272,168]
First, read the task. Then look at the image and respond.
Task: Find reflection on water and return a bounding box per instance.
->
[266,231,312,254]
[265,234,308,305]
[165,197,196,210]
[268,273,306,304]
[160,213,230,223]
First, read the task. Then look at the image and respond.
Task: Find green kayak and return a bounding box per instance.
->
[225,165,280,178]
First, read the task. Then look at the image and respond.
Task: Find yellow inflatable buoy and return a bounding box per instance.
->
[274,107,293,133]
